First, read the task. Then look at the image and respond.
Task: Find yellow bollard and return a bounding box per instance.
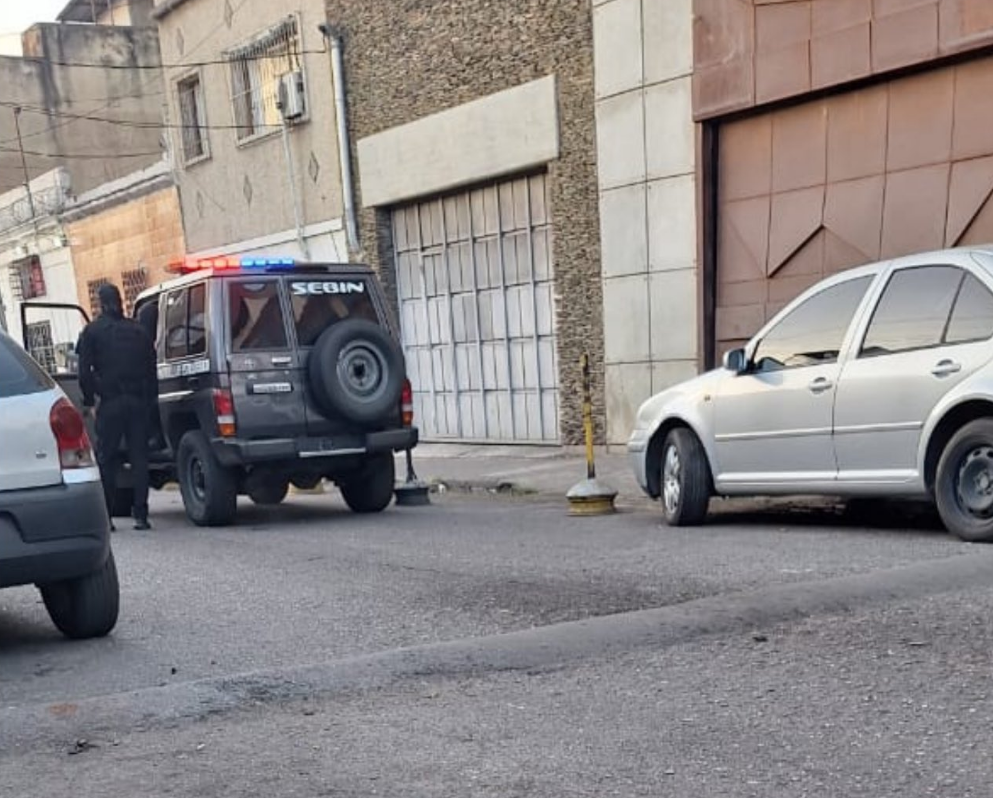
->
[567,353,618,516]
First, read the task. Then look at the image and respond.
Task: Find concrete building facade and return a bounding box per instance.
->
[0,21,164,197]
[153,0,348,262]
[592,0,698,443]
[326,0,602,445]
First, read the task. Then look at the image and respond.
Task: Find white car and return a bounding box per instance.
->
[0,330,118,638]
[628,247,993,542]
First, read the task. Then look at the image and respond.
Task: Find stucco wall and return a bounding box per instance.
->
[156,0,345,255]
[67,186,185,311]
[0,24,164,196]
[325,0,603,445]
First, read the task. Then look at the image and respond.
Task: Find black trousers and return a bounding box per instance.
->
[95,394,150,519]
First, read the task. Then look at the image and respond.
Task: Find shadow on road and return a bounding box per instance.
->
[708,497,947,535]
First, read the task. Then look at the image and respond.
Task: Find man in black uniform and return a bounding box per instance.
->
[78,284,157,530]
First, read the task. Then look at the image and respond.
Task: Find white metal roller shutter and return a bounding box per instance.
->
[393,173,559,442]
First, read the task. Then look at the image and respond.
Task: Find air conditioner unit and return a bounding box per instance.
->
[277,71,306,121]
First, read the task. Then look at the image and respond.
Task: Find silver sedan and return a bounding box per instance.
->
[628,247,993,542]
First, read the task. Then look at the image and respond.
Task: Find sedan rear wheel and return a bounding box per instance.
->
[936,418,993,542]
[660,428,711,527]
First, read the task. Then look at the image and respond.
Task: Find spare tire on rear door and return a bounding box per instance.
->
[308,319,405,425]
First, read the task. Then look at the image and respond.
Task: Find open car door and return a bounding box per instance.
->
[20,301,92,439]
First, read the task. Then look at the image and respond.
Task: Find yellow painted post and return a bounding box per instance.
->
[566,352,618,516]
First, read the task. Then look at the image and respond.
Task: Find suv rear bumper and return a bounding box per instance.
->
[0,479,111,588]
[212,426,419,466]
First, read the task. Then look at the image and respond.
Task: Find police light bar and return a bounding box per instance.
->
[166,256,296,274]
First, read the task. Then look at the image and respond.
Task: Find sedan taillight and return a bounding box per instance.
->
[49,397,94,469]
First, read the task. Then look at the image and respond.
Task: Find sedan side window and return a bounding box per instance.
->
[861,266,963,357]
[945,274,993,345]
[752,277,872,372]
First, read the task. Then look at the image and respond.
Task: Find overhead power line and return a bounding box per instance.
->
[0,101,281,132]
[30,46,326,72]
[0,145,163,160]
[2,0,252,147]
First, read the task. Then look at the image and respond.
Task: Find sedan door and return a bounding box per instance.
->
[713,275,873,488]
[834,265,993,483]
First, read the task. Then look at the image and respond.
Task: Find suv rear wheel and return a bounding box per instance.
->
[40,551,119,639]
[177,430,238,527]
[339,454,395,513]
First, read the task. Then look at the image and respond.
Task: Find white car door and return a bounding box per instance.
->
[713,275,874,489]
[834,265,993,483]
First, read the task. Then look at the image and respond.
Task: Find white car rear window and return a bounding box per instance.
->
[0,333,54,398]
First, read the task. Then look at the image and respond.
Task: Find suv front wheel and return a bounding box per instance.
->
[178,430,238,527]
[339,454,395,513]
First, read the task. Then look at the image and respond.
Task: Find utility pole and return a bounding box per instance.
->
[12,107,37,229]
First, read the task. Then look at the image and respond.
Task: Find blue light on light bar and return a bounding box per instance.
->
[240,257,296,269]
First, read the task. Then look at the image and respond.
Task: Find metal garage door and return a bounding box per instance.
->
[393,174,559,442]
[715,57,993,361]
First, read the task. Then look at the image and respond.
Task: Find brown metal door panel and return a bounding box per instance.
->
[712,55,993,362]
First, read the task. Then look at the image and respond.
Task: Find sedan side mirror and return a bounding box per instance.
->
[723,347,749,375]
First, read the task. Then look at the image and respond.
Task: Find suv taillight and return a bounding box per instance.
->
[401,378,414,427]
[49,397,94,469]
[213,388,237,437]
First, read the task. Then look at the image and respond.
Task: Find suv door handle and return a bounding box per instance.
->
[808,377,833,394]
[931,359,962,377]
[271,355,292,366]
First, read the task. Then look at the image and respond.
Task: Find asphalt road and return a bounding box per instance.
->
[2,489,991,796]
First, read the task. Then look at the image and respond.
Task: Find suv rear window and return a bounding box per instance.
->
[229,280,289,351]
[289,279,378,346]
[0,333,54,398]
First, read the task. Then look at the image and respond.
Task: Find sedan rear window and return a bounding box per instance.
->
[289,280,378,346]
[0,333,54,398]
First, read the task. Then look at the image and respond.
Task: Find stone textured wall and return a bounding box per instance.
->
[325,0,604,444]
[68,186,185,312]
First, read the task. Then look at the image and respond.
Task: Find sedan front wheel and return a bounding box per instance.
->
[936,418,993,542]
[660,428,711,527]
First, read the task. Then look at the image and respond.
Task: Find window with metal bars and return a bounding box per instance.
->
[122,268,148,316]
[227,18,303,142]
[177,72,208,164]
[87,278,111,317]
[25,321,55,373]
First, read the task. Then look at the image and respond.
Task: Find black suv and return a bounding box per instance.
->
[27,258,417,527]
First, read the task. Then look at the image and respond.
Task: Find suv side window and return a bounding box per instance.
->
[229,280,289,351]
[164,283,208,360]
[752,276,872,372]
[861,266,963,357]
[290,281,378,346]
[945,274,993,345]
[164,288,190,360]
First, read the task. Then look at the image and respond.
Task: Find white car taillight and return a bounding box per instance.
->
[49,397,95,469]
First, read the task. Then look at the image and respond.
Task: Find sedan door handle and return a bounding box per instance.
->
[931,359,962,377]
[808,377,833,394]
